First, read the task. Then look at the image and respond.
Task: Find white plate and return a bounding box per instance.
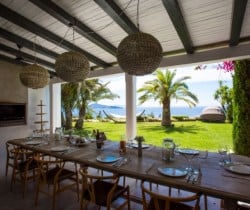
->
[158,167,187,177]
[224,163,250,175]
[96,154,120,163]
[24,140,43,145]
[50,146,70,152]
[178,148,200,155]
[131,143,150,149]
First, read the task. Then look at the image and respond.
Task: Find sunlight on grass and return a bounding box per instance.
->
[84,121,232,152]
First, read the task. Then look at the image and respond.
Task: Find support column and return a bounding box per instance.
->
[125,73,136,141]
[49,83,61,136]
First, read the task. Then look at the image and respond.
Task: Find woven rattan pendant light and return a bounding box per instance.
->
[55,25,90,82]
[117,0,162,76]
[55,51,90,82]
[19,63,50,89]
[19,37,50,89]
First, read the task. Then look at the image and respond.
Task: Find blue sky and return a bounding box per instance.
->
[98,63,233,107]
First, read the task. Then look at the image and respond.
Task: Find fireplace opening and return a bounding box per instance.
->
[0,103,26,127]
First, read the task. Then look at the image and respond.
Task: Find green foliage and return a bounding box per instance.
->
[233,59,250,155]
[172,115,189,121]
[136,115,145,122]
[83,121,232,152]
[137,69,198,126]
[61,79,119,129]
[85,111,94,120]
[65,128,91,137]
[214,80,233,122]
[61,83,79,129]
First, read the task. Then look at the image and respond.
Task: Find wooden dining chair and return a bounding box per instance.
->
[34,154,79,210]
[5,142,17,176]
[79,167,131,210]
[141,180,201,210]
[10,147,38,198]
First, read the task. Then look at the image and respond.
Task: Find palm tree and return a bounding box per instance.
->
[137,69,199,126]
[62,79,119,130]
[61,83,78,130]
[214,80,233,122]
[74,79,119,129]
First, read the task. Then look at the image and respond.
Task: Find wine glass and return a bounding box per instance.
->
[199,150,208,160]
[179,149,199,172]
[218,145,228,166]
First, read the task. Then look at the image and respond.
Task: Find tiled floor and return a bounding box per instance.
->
[0,159,222,210]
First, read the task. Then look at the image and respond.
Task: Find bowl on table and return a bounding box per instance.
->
[69,136,88,146]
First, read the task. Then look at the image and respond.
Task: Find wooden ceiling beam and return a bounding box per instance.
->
[0,3,110,68]
[29,0,117,56]
[0,28,59,59]
[0,54,26,66]
[0,43,55,69]
[161,0,194,54]
[0,54,57,76]
[94,0,137,34]
[89,42,250,78]
[230,0,248,46]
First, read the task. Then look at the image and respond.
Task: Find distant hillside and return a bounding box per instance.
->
[90,103,122,109]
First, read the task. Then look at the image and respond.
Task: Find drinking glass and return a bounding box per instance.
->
[119,135,126,154]
[96,140,104,150]
[218,145,228,166]
[178,151,194,172]
[199,150,208,160]
[183,153,196,172]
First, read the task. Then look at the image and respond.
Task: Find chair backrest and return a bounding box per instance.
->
[141,181,201,210]
[6,142,13,158]
[34,154,65,184]
[11,147,34,168]
[79,167,119,205]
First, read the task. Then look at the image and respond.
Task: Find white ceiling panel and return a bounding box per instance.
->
[0,0,249,75]
[180,0,233,46]
[241,1,250,37]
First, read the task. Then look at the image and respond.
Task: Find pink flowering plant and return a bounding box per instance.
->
[195,60,234,73]
[217,61,234,73]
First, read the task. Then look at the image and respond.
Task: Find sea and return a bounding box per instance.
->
[73,105,206,118]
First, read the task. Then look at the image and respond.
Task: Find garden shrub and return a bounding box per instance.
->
[233,59,250,156]
[172,115,188,121]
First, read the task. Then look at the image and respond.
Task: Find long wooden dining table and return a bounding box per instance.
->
[7,137,250,210]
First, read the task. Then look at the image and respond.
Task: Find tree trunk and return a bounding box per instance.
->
[65,109,73,130]
[233,59,250,156]
[161,98,171,126]
[61,111,66,128]
[75,103,86,129]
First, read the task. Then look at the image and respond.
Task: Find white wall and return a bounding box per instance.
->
[50,83,61,134]
[0,61,50,171]
[28,86,50,133]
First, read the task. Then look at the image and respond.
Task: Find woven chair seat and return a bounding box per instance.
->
[79,167,130,210]
[17,159,37,172]
[83,179,128,206]
[46,166,76,184]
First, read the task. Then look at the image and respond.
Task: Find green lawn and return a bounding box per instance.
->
[83,121,233,152]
